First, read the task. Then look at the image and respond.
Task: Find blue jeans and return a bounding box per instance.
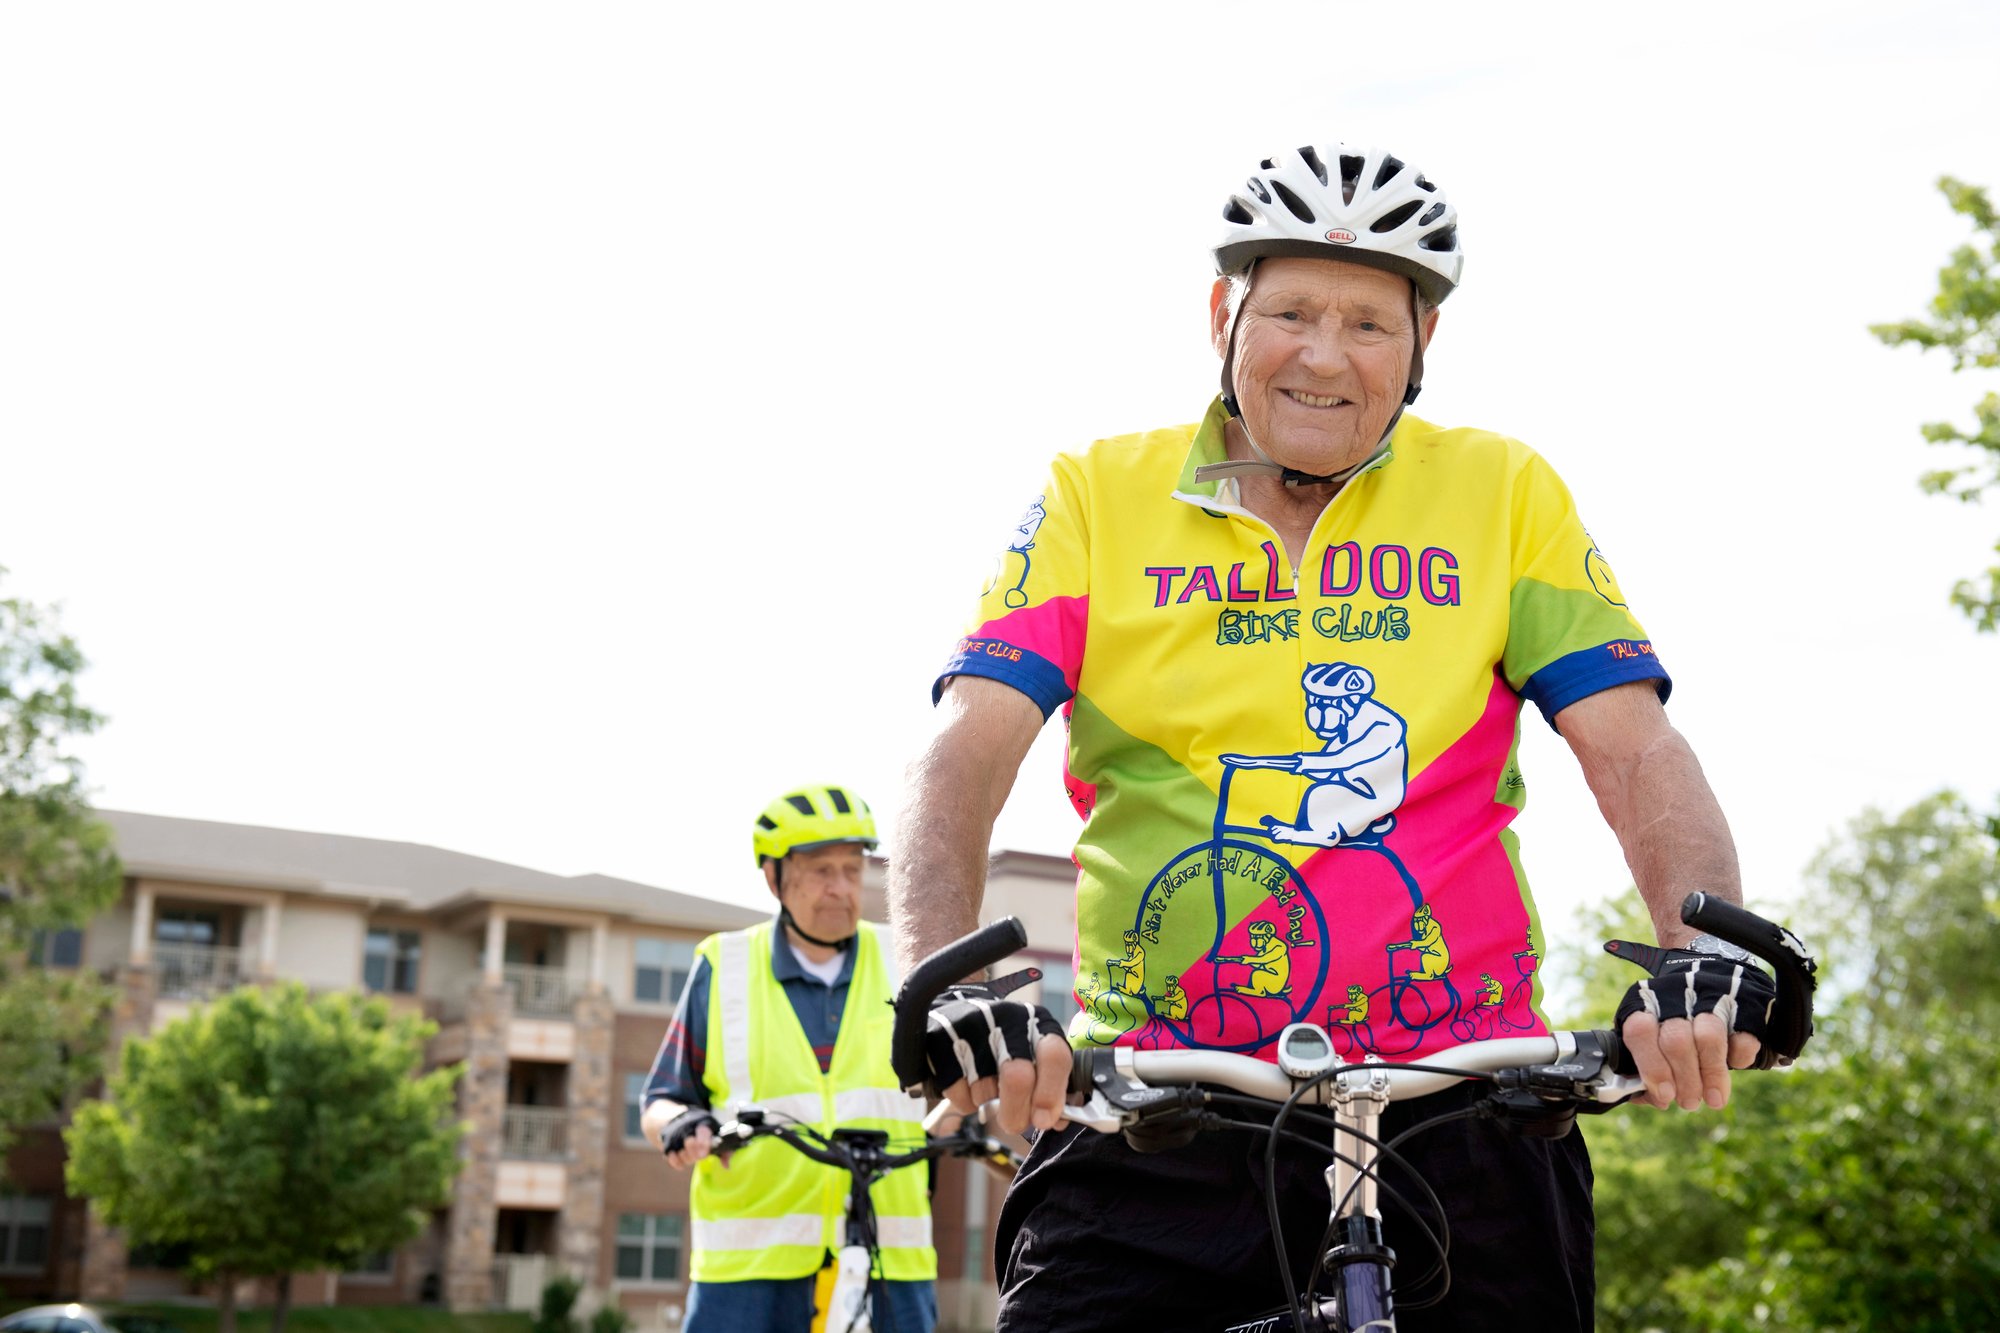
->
[684,1276,936,1333]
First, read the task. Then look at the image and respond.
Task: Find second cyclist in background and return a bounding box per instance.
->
[644,785,937,1332]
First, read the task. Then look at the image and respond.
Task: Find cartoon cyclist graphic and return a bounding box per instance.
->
[1160,974,1189,1020]
[1108,929,1146,995]
[1216,920,1291,997]
[997,497,1047,608]
[1222,663,1409,847]
[1339,982,1369,1024]
[1387,903,1452,979]
[1476,971,1503,1007]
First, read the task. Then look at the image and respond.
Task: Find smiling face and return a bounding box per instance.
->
[1210,257,1438,476]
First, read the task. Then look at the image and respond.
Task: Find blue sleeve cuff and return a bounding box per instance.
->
[1522,641,1672,730]
[932,641,1073,720]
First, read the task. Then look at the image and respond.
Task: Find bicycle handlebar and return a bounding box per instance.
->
[1676,891,1816,1068]
[887,894,1816,1121]
[889,916,1028,1094]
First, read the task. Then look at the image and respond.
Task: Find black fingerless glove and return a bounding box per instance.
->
[914,983,1067,1099]
[1609,940,1779,1048]
[660,1107,721,1156]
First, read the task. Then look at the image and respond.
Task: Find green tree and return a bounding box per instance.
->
[1871,177,2000,631]
[0,570,123,1157]
[1566,792,2000,1330]
[65,983,465,1333]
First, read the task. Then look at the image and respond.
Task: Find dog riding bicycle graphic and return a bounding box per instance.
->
[1078,662,1499,1059]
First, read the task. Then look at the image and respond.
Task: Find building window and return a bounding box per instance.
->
[345,1251,394,1277]
[0,1194,52,1274]
[30,928,83,968]
[625,1073,650,1142]
[633,937,695,1005]
[155,908,222,946]
[364,928,422,994]
[614,1213,682,1283]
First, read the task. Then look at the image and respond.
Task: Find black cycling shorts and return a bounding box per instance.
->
[993,1079,1595,1333]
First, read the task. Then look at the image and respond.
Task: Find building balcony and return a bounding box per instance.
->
[500,1106,569,1162]
[502,964,579,1018]
[154,942,248,1000]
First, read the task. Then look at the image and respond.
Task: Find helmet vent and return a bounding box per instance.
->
[756,815,778,831]
[1414,174,1437,193]
[785,794,816,816]
[1297,145,1329,186]
[1370,200,1422,233]
[1269,180,1316,224]
[1223,198,1255,225]
[1418,224,1458,253]
[828,787,853,814]
[1373,155,1407,190]
[1419,202,1447,226]
[1246,178,1272,204]
[1338,155,1365,205]
[1259,157,1277,170]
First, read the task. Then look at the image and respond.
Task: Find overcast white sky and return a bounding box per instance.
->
[4,2,1998,957]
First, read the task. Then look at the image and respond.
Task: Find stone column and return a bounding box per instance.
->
[78,1201,129,1302]
[558,989,614,1299]
[484,912,507,983]
[129,883,155,965]
[589,921,609,995]
[444,980,511,1311]
[257,895,282,980]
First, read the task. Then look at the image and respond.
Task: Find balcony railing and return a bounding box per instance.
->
[490,1253,556,1311]
[500,1105,569,1161]
[502,964,579,1017]
[154,942,247,1000]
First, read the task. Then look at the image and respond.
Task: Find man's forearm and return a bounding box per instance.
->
[887,678,1043,974]
[1560,682,1741,949]
[1597,726,1741,947]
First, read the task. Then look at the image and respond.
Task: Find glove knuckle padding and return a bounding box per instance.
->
[921,983,1066,1095]
[1615,951,1777,1045]
[661,1108,719,1155]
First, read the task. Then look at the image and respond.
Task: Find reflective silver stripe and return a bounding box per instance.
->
[873,1214,933,1249]
[757,1090,826,1126]
[717,931,754,1118]
[691,1212,825,1252]
[834,1086,925,1126]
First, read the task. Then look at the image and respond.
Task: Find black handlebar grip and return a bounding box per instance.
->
[890,917,1030,1092]
[1679,892,1818,1068]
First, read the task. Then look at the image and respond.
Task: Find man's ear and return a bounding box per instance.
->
[1418,306,1441,352]
[1209,277,1234,358]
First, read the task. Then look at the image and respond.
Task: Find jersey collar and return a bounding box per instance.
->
[1172,395,1398,512]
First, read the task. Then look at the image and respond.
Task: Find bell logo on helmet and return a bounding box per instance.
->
[1324,227,1358,245]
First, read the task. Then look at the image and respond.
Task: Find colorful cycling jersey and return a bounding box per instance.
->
[935,397,1669,1063]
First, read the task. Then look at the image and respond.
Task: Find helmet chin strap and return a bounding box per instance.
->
[1194,267,1426,490]
[779,905,854,950]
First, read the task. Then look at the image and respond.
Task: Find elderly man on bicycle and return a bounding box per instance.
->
[644,785,937,1332]
[888,141,1778,1331]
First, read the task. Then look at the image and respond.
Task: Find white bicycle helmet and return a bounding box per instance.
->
[1213,144,1463,305]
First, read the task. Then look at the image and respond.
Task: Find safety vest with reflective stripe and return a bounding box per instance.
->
[688,920,936,1283]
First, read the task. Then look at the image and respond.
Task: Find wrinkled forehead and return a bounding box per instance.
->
[786,842,865,871]
[1242,255,1416,306]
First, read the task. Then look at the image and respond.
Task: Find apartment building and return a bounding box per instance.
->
[0,811,1080,1333]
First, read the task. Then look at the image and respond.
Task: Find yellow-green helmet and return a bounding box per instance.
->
[752,785,878,867]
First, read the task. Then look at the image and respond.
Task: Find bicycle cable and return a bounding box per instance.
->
[1306,1106,1482,1313]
